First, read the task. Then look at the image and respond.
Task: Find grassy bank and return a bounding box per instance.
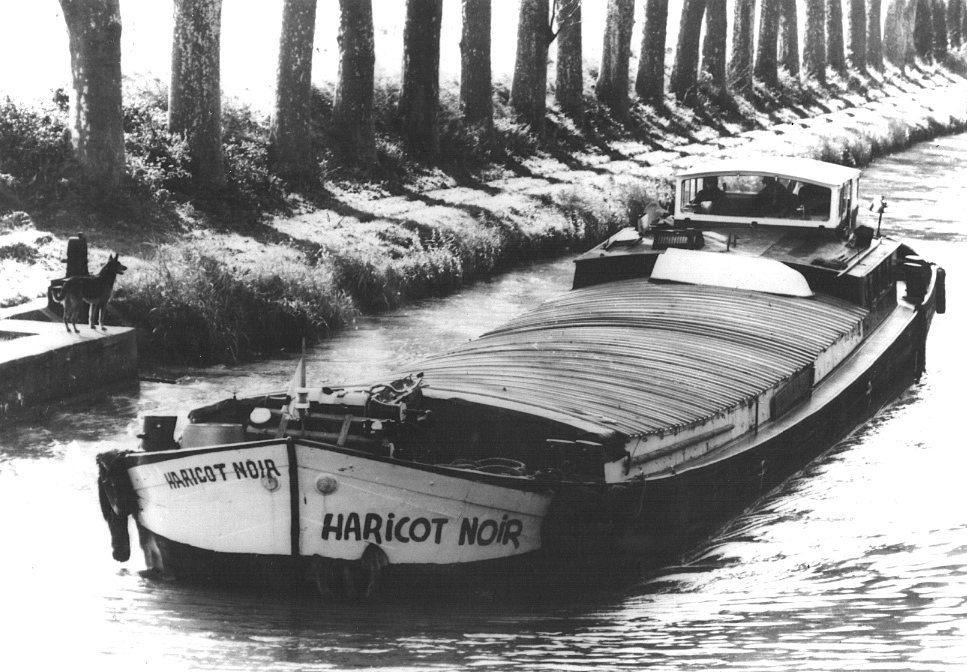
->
[2,59,967,364]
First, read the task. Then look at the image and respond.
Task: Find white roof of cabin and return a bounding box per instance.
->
[652,248,814,297]
[677,157,860,188]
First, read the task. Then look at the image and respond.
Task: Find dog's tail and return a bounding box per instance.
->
[50,284,65,303]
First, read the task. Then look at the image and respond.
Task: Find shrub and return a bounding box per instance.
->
[372,77,402,135]
[493,116,540,158]
[123,82,194,196]
[223,136,287,213]
[124,107,194,196]
[324,230,461,311]
[0,241,37,262]
[554,178,662,245]
[122,85,287,215]
[116,241,357,364]
[0,96,74,201]
[438,86,490,164]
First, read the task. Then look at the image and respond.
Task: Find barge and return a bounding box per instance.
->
[97,157,945,596]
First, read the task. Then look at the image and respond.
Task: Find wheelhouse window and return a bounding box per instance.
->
[838,182,852,224]
[680,174,833,222]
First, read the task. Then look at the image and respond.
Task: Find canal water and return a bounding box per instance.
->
[2,137,966,670]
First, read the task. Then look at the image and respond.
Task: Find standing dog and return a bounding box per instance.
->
[52,253,127,333]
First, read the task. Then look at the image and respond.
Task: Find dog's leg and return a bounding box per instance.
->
[90,303,97,330]
[66,297,80,333]
[100,303,107,331]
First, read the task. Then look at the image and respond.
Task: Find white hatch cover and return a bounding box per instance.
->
[652,248,813,297]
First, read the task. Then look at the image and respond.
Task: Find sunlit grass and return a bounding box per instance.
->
[115,240,357,364]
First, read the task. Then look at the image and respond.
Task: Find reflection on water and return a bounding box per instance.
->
[3,136,967,670]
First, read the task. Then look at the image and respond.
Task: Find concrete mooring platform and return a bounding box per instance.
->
[0,298,138,425]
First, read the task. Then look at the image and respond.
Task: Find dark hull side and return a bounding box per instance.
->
[135,524,581,600]
[546,301,931,570]
[131,299,934,597]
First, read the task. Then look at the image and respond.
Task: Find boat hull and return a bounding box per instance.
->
[99,271,939,596]
[109,439,553,593]
[544,288,935,568]
[132,526,573,597]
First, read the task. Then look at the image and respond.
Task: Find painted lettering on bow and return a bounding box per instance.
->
[163,458,282,489]
[320,512,524,549]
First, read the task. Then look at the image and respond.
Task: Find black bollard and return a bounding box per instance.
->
[48,232,91,318]
[66,232,89,277]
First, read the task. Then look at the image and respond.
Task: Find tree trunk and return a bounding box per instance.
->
[755,0,781,86]
[804,0,827,82]
[555,0,584,121]
[170,0,224,188]
[460,0,494,135]
[332,0,376,165]
[778,0,800,76]
[948,0,963,48]
[59,0,125,196]
[399,0,442,159]
[847,0,868,70]
[729,0,756,94]
[884,0,918,66]
[636,0,669,104]
[867,0,884,68]
[914,0,934,59]
[882,0,902,65]
[669,0,707,100]
[271,0,317,180]
[932,0,948,57]
[597,0,635,120]
[827,0,848,74]
[511,0,551,137]
[702,0,728,87]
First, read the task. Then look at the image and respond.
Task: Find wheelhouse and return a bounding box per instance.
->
[674,157,861,232]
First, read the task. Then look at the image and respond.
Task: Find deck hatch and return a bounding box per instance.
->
[402,280,868,439]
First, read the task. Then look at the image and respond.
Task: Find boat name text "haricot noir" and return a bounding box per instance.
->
[162,459,282,489]
[321,512,525,548]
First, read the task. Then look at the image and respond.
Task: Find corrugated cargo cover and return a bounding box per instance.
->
[407,279,868,440]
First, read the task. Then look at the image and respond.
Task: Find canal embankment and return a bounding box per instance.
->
[2,66,966,374]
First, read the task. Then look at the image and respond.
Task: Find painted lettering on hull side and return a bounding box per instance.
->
[320,512,525,549]
[322,513,448,544]
[458,515,523,549]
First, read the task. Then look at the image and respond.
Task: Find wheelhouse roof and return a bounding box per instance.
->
[677,156,861,188]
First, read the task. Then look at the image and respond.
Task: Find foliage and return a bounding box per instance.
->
[942,48,967,75]
[123,92,194,198]
[221,100,287,212]
[122,85,287,215]
[554,178,664,242]
[115,241,357,364]
[0,96,75,205]
[438,86,489,164]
